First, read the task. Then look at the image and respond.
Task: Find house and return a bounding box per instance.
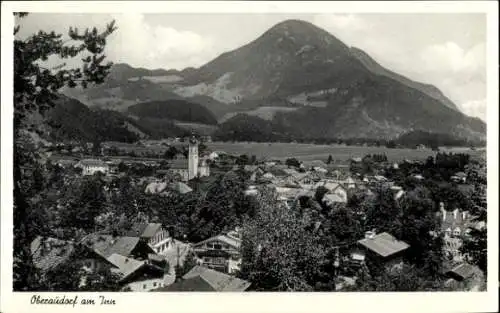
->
[145,181,168,194]
[439,203,473,238]
[390,185,405,201]
[315,181,348,205]
[244,185,259,196]
[438,203,474,261]
[75,159,109,176]
[152,265,251,292]
[352,232,410,271]
[107,253,168,292]
[126,223,172,255]
[192,232,242,274]
[30,236,116,286]
[81,233,156,260]
[451,172,467,183]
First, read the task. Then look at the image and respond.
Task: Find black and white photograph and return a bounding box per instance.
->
[1,1,498,313]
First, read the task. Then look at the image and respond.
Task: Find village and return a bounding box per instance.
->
[27,133,487,292]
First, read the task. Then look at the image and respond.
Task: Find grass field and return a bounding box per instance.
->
[206,142,484,162]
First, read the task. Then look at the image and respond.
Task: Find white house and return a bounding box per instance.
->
[127,223,173,255]
[75,159,109,176]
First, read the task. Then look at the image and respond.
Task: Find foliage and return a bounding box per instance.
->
[175,252,198,280]
[285,157,301,168]
[127,99,218,125]
[398,187,444,276]
[348,264,444,291]
[13,13,116,290]
[238,190,331,291]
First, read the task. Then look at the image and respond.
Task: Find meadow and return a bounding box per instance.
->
[206,142,484,163]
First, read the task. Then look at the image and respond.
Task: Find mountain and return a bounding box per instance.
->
[62,19,486,142]
[349,47,459,112]
[177,19,369,102]
[127,99,218,125]
[177,19,484,141]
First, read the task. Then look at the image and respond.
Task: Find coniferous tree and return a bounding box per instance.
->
[13,13,116,290]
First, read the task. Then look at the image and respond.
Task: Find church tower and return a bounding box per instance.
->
[188,134,199,180]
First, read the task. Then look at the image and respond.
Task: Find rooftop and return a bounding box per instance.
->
[127,223,162,239]
[81,234,143,258]
[194,234,242,250]
[78,159,108,167]
[358,232,410,258]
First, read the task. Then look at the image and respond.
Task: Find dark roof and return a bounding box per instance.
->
[447,263,476,280]
[153,276,216,292]
[358,232,410,258]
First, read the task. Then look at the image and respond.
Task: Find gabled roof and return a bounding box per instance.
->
[107,253,145,280]
[358,232,410,258]
[323,192,347,204]
[153,275,216,292]
[127,223,162,238]
[81,234,143,258]
[446,263,476,280]
[183,266,251,291]
[145,181,168,194]
[193,234,241,250]
[169,181,193,194]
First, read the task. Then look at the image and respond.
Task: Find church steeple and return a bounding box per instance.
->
[188,131,199,180]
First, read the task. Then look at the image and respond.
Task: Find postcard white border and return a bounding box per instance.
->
[1,2,498,313]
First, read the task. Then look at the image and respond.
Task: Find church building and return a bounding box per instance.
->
[168,135,210,182]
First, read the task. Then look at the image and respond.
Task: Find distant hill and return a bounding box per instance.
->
[45,96,142,142]
[127,99,218,125]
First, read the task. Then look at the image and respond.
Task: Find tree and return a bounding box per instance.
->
[175,252,198,280]
[398,187,444,277]
[460,163,487,276]
[163,146,179,159]
[349,264,444,291]
[13,13,116,290]
[326,155,333,164]
[285,157,301,168]
[238,190,331,291]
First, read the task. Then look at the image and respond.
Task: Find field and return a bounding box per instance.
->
[206,142,484,162]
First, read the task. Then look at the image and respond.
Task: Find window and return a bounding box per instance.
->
[143,284,147,289]
[153,282,157,287]
[214,244,222,250]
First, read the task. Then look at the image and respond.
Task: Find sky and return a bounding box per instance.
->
[15,13,487,121]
